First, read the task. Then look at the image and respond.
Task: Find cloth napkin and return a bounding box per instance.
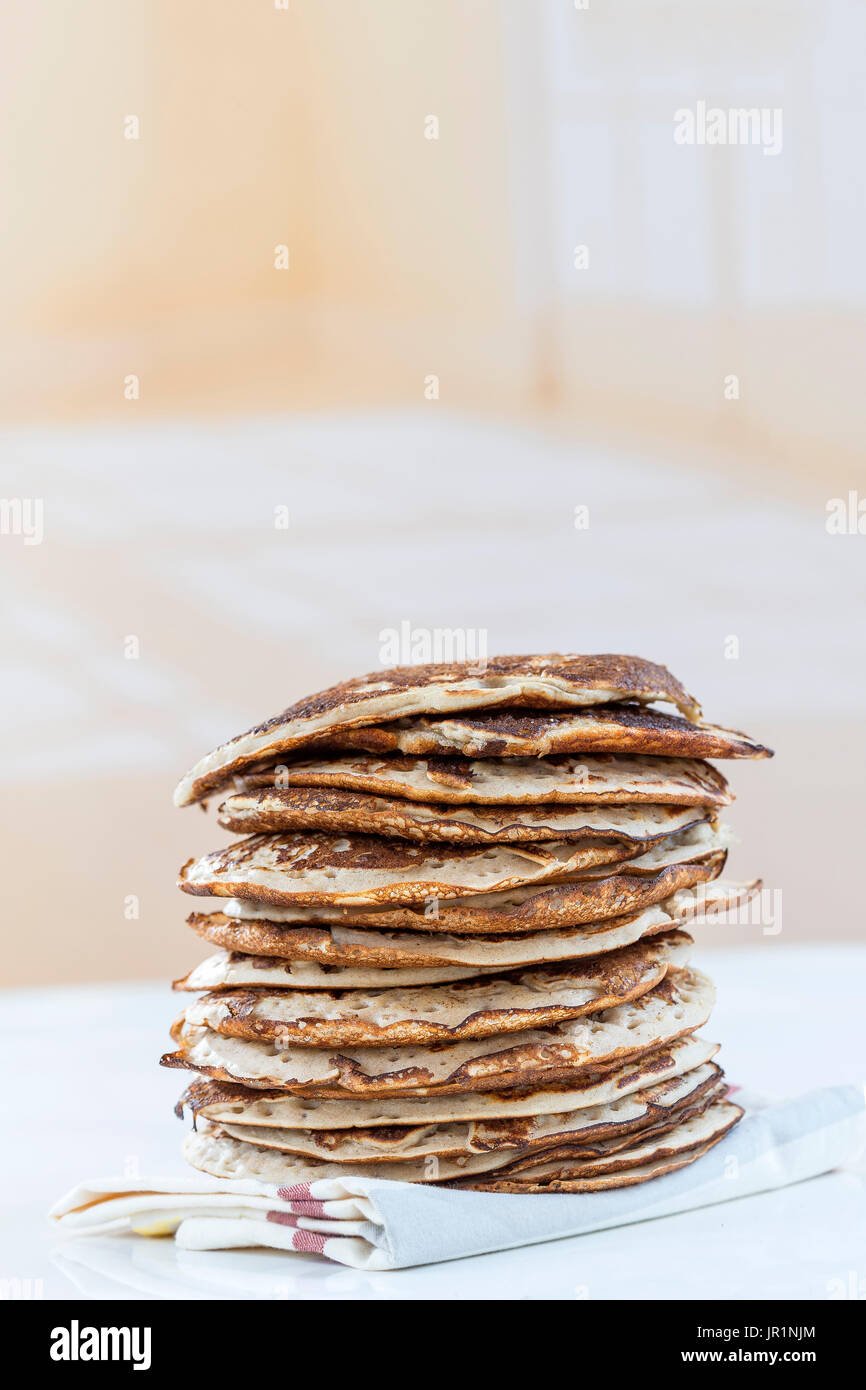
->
[51,1085,866,1271]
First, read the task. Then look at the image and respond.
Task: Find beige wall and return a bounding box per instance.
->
[2,3,863,985]
[1,1,529,419]
[3,1,863,485]
[1,2,314,416]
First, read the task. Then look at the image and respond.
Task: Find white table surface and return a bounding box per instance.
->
[3,944,864,1301]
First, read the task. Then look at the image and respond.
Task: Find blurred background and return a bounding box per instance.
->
[1,0,864,985]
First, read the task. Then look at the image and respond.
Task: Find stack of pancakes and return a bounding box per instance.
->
[163,655,771,1193]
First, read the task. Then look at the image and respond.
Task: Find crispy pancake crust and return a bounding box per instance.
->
[174,655,701,805]
[204,1064,724,1163]
[322,705,772,761]
[217,782,727,841]
[451,1120,740,1191]
[175,1036,720,1127]
[176,932,690,1048]
[209,1081,724,1179]
[184,879,755,968]
[160,968,714,1098]
[175,952,503,991]
[451,1098,742,1187]
[187,851,726,935]
[178,821,723,912]
[228,752,731,810]
[179,1093,739,1186]
[178,825,713,907]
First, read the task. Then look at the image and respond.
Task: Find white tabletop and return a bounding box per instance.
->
[3,944,864,1300]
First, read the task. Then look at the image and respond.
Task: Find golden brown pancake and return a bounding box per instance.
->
[319,705,772,761]
[160,967,715,1098]
[204,1062,724,1162]
[175,952,505,991]
[228,752,731,809]
[179,1093,740,1186]
[450,1100,739,1189]
[176,1034,720,1127]
[173,931,691,1049]
[173,655,701,806]
[451,1099,742,1191]
[212,1074,725,1178]
[178,818,721,909]
[216,786,721,843]
[183,879,756,970]
[180,827,728,933]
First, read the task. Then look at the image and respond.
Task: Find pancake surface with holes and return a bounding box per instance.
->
[173,655,701,805]
[210,1061,723,1162]
[452,1098,743,1190]
[319,706,772,761]
[167,652,762,1203]
[212,1074,725,1176]
[181,1093,740,1186]
[184,824,729,932]
[161,966,714,1097]
[176,953,505,990]
[178,818,724,910]
[177,1034,720,1127]
[216,782,726,843]
[175,931,691,1048]
[183,880,756,973]
[228,752,731,809]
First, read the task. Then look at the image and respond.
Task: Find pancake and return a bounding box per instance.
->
[160,965,715,1097]
[217,784,726,843]
[176,953,505,991]
[173,655,701,806]
[181,1092,738,1186]
[175,931,691,1049]
[321,706,772,761]
[182,827,729,935]
[184,879,757,972]
[208,1062,724,1162]
[489,1080,729,1175]
[177,1035,720,1128]
[463,1138,729,1192]
[228,752,731,809]
[460,1076,730,1174]
[178,816,720,909]
[211,1076,724,1177]
[454,1098,743,1190]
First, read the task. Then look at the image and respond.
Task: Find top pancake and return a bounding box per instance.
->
[173,655,701,805]
[319,705,772,761]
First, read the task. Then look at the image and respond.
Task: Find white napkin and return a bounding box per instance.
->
[51,1085,866,1271]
